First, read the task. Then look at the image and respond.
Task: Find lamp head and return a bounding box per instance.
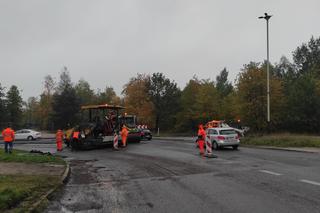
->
[258,13,272,20]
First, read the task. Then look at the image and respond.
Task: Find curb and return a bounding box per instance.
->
[29,161,71,212]
[242,145,320,153]
[61,161,71,184]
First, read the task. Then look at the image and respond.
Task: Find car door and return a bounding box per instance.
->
[15,130,24,140]
[211,129,218,141]
[14,130,21,140]
[21,130,30,140]
[24,130,32,139]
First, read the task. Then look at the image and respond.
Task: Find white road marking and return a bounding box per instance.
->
[300,179,320,186]
[259,170,282,176]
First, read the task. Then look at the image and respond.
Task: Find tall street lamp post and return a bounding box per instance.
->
[259,13,272,123]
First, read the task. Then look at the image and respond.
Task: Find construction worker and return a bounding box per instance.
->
[56,129,64,151]
[197,124,206,156]
[2,125,15,154]
[121,125,129,147]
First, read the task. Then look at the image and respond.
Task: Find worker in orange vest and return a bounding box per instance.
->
[121,125,129,147]
[197,124,206,156]
[56,129,64,151]
[73,131,80,139]
[2,125,15,154]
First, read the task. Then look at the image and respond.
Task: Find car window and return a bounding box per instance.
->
[25,130,30,133]
[219,129,237,135]
[212,130,218,135]
[16,130,22,134]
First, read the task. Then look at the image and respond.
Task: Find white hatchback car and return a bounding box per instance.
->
[206,128,240,150]
[15,129,42,141]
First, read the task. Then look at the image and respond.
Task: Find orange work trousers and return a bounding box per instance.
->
[198,140,204,155]
[56,140,63,151]
[122,136,127,147]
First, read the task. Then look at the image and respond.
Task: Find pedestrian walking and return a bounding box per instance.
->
[121,125,129,147]
[56,129,64,151]
[197,124,205,156]
[2,125,15,154]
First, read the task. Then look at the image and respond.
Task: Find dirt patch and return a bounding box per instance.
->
[0,162,65,176]
[68,160,99,184]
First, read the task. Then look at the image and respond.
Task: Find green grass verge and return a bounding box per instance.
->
[0,175,60,213]
[241,134,320,147]
[0,150,65,165]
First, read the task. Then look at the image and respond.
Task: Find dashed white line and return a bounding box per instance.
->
[259,170,282,176]
[258,170,320,186]
[300,179,320,186]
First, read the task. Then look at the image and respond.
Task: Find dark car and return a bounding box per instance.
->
[127,128,142,143]
[140,129,152,140]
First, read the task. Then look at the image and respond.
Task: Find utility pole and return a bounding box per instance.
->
[259,13,272,123]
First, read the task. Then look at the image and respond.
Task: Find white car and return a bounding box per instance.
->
[206,127,240,150]
[15,129,42,141]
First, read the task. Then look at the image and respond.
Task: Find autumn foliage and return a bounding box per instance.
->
[1,36,320,133]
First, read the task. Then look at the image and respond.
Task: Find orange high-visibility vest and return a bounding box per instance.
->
[73,131,80,139]
[121,127,129,138]
[2,128,15,142]
[197,128,206,141]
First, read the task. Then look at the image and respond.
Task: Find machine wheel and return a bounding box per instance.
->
[71,138,80,150]
[27,136,34,141]
[213,142,219,150]
[232,145,239,150]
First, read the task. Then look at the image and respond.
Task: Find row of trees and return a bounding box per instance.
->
[24,67,121,130]
[1,36,319,133]
[0,85,23,129]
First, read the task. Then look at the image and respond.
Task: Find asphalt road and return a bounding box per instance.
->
[12,139,320,213]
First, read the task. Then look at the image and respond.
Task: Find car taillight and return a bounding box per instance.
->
[236,135,240,140]
[141,132,144,136]
[217,136,225,140]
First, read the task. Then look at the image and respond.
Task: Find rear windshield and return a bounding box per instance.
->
[219,129,237,135]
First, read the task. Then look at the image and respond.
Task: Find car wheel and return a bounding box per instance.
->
[27,136,34,141]
[213,142,219,150]
[232,145,239,150]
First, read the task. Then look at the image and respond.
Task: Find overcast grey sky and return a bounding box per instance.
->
[1,0,320,100]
